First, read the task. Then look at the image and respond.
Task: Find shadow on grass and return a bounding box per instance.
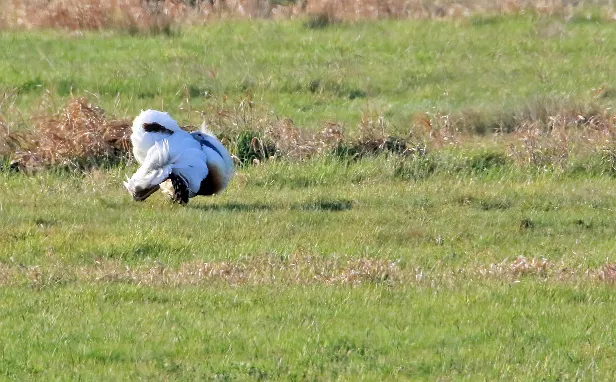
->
[293,199,353,212]
[189,199,354,212]
[189,202,275,212]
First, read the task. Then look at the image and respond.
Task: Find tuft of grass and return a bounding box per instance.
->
[296,198,353,212]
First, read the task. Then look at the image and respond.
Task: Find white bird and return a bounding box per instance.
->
[123,109,234,204]
[189,128,234,195]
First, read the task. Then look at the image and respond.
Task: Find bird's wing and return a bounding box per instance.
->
[198,135,235,188]
[170,148,209,195]
[124,140,176,199]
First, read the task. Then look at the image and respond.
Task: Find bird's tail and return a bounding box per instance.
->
[199,121,214,136]
[198,122,235,188]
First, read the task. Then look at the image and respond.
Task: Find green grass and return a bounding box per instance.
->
[4,13,616,380]
[2,15,616,130]
[2,283,616,380]
[3,157,616,378]
[3,156,616,269]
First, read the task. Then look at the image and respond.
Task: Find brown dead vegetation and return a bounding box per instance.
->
[19,255,402,287]
[3,95,616,171]
[1,96,417,170]
[6,97,131,171]
[2,255,616,288]
[598,263,616,283]
[408,98,616,169]
[1,1,614,32]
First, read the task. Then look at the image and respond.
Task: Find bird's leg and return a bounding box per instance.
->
[168,173,189,205]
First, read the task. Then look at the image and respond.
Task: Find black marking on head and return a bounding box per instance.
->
[143,122,174,135]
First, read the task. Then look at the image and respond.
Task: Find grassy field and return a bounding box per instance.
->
[4,11,616,380]
[3,159,616,379]
[2,14,616,132]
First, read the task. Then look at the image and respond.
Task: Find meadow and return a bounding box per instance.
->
[3,4,616,379]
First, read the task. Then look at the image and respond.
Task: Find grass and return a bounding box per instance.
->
[2,283,616,379]
[2,15,616,132]
[3,157,616,269]
[3,159,616,378]
[4,8,616,379]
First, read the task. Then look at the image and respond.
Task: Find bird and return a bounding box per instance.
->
[123,109,234,204]
[188,129,235,195]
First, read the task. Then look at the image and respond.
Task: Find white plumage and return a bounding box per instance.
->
[123,109,234,204]
[189,128,235,194]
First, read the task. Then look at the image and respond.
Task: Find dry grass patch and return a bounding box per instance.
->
[93,255,402,286]
[471,256,604,284]
[2,0,191,33]
[4,96,616,172]
[14,255,403,287]
[300,0,616,21]
[598,263,616,283]
[201,98,416,164]
[408,100,616,169]
[2,0,615,31]
[2,96,414,170]
[265,118,345,160]
[8,97,131,171]
[505,110,616,168]
[4,255,616,288]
